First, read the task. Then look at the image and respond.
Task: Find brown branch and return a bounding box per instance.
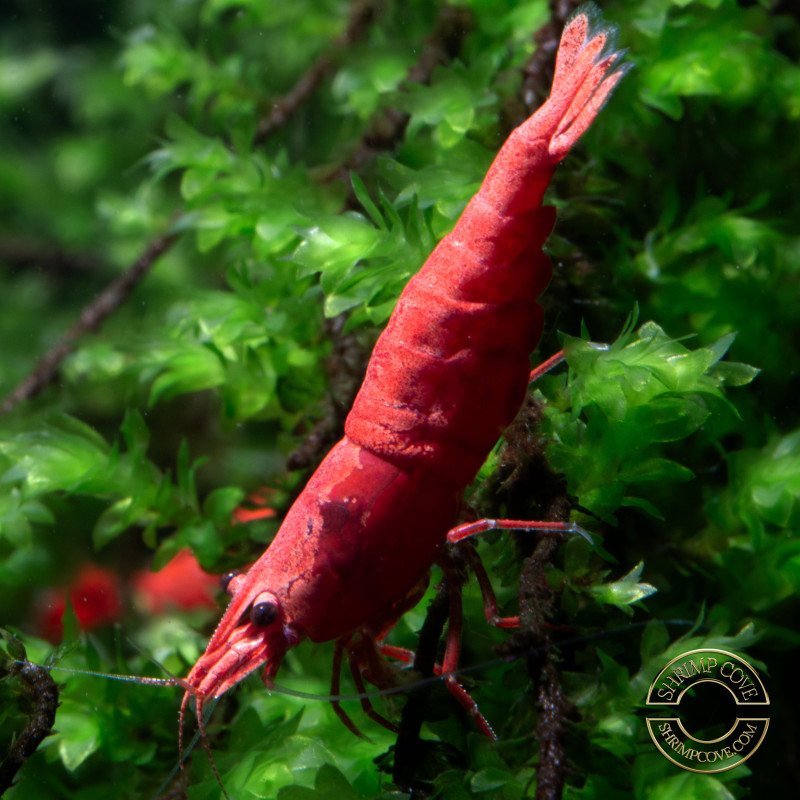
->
[534,660,567,800]
[0,661,59,793]
[521,0,583,114]
[516,537,569,800]
[392,579,453,797]
[482,397,573,800]
[0,237,104,276]
[286,314,371,471]
[500,0,581,133]
[0,229,179,415]
[252,0,376,146]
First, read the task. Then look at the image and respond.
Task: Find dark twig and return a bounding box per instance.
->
[521,0,582,115]
[284,396,341,473]
[392,580,452,796]
[0,237,103,276]
[253,0,376,146]
[0,229,179,415]
[286,314,370,471]
[485,397,573,800]
[0,661,59,794]
[534,660,567,800]
[516,537,569,800]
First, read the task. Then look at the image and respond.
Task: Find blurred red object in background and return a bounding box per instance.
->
[231,486,278,525]
[132,548,219,615]
[34,551,220,642]
[36,564,123,643]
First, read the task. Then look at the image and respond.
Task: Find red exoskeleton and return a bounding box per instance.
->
[183,2,628,749]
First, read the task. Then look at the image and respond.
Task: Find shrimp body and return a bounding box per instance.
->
[185,4,628,730]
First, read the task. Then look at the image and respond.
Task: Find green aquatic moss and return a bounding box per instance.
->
[0,0,798,798]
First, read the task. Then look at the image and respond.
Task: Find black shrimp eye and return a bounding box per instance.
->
[220,570,240,595]
[250,601,278,627]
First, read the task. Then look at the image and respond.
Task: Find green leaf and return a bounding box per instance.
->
[1,629,27,662]
[313,764,359,798]
[119,409,150,454]
[0,50,59,102]
[589,561,658,611]
[350,174,386,231]
[471,767,513,793]
[57,709,101,771]
[711,360,760,387]
[203,486,245,524]
[181,520,222,566]
[93,496,138,548]
[0,417,111,494]
[621,496,665,520]
[618,458,694,483]
[647,773,736,800]
[148,344,226,405]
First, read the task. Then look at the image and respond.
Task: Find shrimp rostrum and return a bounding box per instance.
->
[184,4,629,742]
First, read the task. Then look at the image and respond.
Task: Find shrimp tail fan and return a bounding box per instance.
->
[544,2,631,159]
[479,2,630,216]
